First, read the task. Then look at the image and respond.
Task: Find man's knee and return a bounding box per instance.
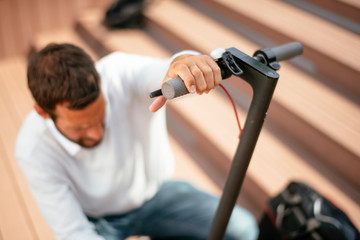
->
[225,206,259,240]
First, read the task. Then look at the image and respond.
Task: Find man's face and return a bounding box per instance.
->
[53,93,106,148]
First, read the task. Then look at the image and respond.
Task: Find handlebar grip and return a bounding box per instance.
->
[162,77,189,99]
[271,41,303,61]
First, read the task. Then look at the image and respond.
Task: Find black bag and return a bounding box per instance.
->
[104,0,145,29]
[258,181,360,240]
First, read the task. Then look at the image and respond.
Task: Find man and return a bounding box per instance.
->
[15,43,258,239]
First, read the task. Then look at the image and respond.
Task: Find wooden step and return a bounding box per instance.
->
[0,0,83,59]
[292,0,360,25]
[75,6,360,228]
[192,0,360,99]
[338,0,360,9]
[144,0,360,190]
[31,28,99,62]
[0,56,54,239]
[75,8,169,59]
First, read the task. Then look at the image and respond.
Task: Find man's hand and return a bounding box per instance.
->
[149,54,222,112]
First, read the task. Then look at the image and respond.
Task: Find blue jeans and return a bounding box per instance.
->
[88,181,258,240]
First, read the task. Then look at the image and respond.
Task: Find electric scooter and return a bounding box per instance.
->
[150,41,304,239]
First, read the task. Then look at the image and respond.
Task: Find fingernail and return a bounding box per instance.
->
[190,85,196,94]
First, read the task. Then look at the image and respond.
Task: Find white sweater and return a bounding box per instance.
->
[15,51,197,240]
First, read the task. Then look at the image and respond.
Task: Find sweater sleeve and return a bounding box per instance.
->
[95,50,201,99]
[17,155,104,240]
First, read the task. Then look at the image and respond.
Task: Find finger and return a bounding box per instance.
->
[197,56,217,90]
[198,63,214,91]
[171,62,196,94]
[205,56,222,87]
[149,96,167,112]
[189,65,208,94]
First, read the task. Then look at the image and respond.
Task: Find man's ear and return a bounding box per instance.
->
[34,104,51,119]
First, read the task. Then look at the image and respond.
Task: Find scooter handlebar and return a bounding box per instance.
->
[270,41,303,62]
[153,42,303,100]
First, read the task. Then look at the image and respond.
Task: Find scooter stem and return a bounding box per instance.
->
[207,47,279,239]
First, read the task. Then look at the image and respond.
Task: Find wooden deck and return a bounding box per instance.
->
[0,57,53,239]
[0,0,359,239]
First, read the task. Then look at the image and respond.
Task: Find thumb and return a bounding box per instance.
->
[149,96,167,112]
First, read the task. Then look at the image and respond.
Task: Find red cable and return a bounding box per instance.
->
[219,84,242,139]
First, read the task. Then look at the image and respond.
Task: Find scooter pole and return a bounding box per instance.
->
[208,47,280,240]
[209,43,303,239]
[150,42,303,239]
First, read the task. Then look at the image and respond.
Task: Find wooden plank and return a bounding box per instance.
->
[34,0,54,33]
[0,1,17,57]
[0,1,5,58]
[9,0,23,55]
[13,0,35,56]
[9,0,26,56]
[27,0,42,35]
[53,0,82,30]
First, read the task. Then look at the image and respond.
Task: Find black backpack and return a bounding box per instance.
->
[258,181,360,240]
[104,0,145,29]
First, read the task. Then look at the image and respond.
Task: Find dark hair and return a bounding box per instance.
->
[27,43,100,116]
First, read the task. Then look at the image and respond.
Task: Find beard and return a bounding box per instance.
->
[55,123,105,149]
[77,137,103,148]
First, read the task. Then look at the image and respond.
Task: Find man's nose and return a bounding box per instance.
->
[86,123,103,140]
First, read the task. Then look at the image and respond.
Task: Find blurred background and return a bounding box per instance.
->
[0,0,359,239]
